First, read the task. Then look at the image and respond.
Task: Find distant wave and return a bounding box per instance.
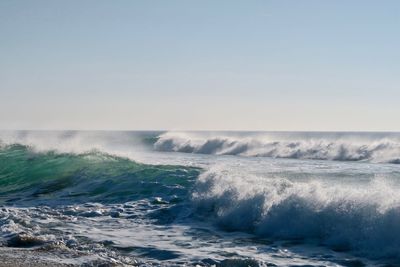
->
[192,166,400,260]
[155,132,400,163]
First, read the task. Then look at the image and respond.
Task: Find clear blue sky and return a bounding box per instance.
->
[1,0,399,131]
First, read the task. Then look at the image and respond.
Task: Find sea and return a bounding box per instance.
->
[1,130,400,266]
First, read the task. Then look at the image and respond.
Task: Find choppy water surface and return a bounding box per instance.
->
[1,131,400,266]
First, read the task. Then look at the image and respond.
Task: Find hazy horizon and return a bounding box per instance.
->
[1,1,399,131]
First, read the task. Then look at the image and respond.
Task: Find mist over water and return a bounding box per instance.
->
[1,131,400,266]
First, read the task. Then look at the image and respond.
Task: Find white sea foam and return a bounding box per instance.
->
[192,166,400,259]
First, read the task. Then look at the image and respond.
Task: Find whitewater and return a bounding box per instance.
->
[1,131,400,266]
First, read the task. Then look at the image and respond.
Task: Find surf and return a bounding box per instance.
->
[2,131,400,265]
[192,166,400,260]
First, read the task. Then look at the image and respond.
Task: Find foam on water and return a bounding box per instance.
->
[0,201,370,266]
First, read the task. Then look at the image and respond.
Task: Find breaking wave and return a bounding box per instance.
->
[155,131,400,163]
[192,167,400,260]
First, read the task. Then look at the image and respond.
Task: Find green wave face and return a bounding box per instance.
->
[0,144,200,206]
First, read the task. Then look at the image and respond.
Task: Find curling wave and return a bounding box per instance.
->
[155,132,400,163]
[0,144,199,205]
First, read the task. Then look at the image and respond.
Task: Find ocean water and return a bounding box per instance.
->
[1,131,400,266]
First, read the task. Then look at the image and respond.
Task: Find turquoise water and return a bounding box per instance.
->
[0,144,199,206]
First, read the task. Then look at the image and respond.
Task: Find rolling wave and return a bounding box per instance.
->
[155,132,400,163]
[192,167,400,260]
[0,144,199,205]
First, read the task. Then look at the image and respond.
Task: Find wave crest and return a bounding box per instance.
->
[155,132,400,163]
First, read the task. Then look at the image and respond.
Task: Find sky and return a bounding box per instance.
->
[0,0,399,131]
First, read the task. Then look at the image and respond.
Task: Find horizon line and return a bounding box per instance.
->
[1,129,400,133]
